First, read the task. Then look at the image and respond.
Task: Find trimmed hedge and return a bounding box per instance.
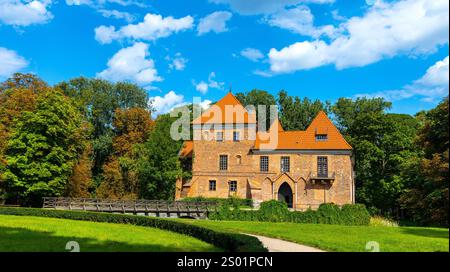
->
[0,207,267,252]
[180,196,253,207]
[209,201,371,226]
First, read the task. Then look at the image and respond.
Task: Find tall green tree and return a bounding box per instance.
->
[136,114,183,200]
[56,78,150,183]
[332,97,420,215]
[400,97,449,226]
[2,90,88,206]
[277,90,330,130]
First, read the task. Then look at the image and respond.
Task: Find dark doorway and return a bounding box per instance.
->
[278,182,293,208]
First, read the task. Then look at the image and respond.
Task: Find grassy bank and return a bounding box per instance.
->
[0,215,220,252]
[180,219,449,252]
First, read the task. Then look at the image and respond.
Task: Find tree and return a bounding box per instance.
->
[236,89,276,130]
[56,78,150,182]
[400,97,449,226]
[0,73,51,203]
[277,90,330,130]
[332,97,420,216]
[96,108,154,199]
[136,114,183,200]
[2,90,88,206]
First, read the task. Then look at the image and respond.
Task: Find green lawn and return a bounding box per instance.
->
[0,215,220,252]
[179,219,449,252]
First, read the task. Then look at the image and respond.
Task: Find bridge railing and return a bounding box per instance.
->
[42,197,218,214]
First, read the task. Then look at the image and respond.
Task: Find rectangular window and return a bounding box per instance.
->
[315,134,328,141]
[281,156,290,173]
[260,156,269,172]
[233,131,240,142]
[219,155,228,170]
[318,156,328,177]
[216,132,223,142]
[209,180,216,191]
[229,181,237,192]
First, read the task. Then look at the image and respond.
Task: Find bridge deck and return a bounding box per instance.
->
[42,197,218,218]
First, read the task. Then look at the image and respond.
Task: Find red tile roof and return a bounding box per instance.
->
[254,111,352,150]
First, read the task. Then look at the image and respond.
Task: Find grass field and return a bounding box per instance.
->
[0,215,220,252]
[180,219,449,252]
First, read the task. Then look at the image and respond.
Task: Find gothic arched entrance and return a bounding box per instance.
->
[278,182,293,208]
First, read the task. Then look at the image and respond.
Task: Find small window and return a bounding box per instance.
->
[260,156,269,172]
[233,131,240,142]
[315,134,328,141]
[209,180,216,191]
[229,181,237,192]
[216,132,223,142]
[219,155,228,170]
[280,156,290,173]
[318,156,328,177]
[236,155,242,165]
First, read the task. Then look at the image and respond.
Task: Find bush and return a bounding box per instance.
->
[0,207,266,252]
[370,216,399,227]
[209,201,371,226]
[180,196,253,208]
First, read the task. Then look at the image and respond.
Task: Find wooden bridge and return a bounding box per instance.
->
[42,197,218,219]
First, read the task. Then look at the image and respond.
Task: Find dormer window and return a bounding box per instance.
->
[315,134,328,141]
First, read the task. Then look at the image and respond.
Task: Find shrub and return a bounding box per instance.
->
[370,216,399,227]
[0,207,266,252]
[208,201,371,226]
[258,200,290,222]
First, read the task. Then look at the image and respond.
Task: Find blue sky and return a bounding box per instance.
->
[0,0,448,115]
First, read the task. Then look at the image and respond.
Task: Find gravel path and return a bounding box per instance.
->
[245,234,325,252]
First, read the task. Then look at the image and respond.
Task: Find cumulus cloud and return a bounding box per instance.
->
[0,0,54,26]
[197,11,232,35]
[356,56,449,102]
[94,13,194,44]
[268,0,449,73]
[265,6,337,38]
[66,0,146,7]
[193,72,224,94]
[208,0,334,15]
[149,90,185,116]
[240,48,264,62]
[97,42,162,87]
[0,47,28,78]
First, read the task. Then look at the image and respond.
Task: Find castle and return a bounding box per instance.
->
[176,92,354,210]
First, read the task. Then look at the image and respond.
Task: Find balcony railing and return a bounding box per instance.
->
[307,172,336,184]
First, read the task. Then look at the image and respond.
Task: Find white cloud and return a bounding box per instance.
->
[195,81,209,94]
[265,6,337,38]
[240,48,264,62]
[167,53,188,71]
[94,13,194,44]
[197,11,232,35]
[0,47,28,78]
[98,9,135,22]
[149,90,185,115]
[356,56,449,102]
[0,0,54,26]
[193,72,225,94]
[97,42,162,87]
[268,0,449,73]
[66,0,146,7]
[209,0,334,15]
